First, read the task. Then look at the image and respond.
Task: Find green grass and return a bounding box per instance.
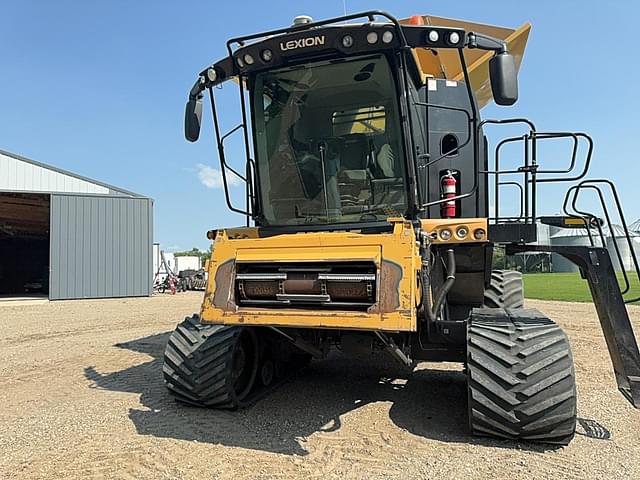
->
[524,272,640,304]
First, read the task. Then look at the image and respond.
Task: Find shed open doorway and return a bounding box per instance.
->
[0,193,50,299]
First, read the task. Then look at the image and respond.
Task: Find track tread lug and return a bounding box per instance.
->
[467,305,577,445]
[162,315,247,408]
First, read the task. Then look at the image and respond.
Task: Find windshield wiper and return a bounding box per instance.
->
[318,142,330,221]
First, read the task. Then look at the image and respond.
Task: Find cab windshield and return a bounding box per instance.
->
[252,54,407,226]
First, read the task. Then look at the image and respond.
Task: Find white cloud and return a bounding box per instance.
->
[196,164,243,189]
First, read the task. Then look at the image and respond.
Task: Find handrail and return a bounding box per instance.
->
[563,179,640,303]
[226,10,410,56]
[485,121,594,228]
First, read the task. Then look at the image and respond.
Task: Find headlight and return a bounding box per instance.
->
[473,228,486,240]
[206,68,217,82]
[342,35,354,48]
[382,31,394,44]
[439,229,452,241]
[366,32,379,44]
[448,32,461,44]
[456,226,469,239]
[261,49,273,62]
[428,30,439,42]
[243,53,255,65]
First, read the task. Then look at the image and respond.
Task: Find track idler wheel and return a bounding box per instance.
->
[260,359,275,387]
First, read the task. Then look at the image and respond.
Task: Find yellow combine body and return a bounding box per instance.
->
[201,217,488,331]
[163,10,640,446]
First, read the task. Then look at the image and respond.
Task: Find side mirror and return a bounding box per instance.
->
[489,52,518,106]
[184,96,203,142]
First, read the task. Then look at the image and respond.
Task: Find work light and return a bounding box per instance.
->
[342,35,354,48]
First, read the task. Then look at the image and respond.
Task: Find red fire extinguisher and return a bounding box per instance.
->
[441,171,457,218]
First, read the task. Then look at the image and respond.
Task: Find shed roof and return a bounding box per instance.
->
[602,224,640,238]
[550,224,640,239]
[550,228,598,239]
[0,148,146,198]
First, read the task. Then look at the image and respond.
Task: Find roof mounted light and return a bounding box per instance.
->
[261,49,273,62]
[448,32,461,45]
[342,34,354,48]
[292,15,313,26]
[243,53,255,65]
[236,56,245,68]
[382,31,394,44]
[428,30,439,43]
[366,31,379,44]
[205,68,217,82]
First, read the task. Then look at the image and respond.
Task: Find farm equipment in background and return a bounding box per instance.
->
[178,269,208,291]
[153,250,182,294]
[163,11,640,445]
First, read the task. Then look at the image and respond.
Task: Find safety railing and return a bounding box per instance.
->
[481,118,594,227]
[562,180,640,304]
[484,119,638,302]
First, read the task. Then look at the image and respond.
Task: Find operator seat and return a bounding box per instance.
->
[339,133,370,169]
[370,134,395,178]
[336,134,373,210]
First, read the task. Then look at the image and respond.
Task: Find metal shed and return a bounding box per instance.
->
[0,149,153,300]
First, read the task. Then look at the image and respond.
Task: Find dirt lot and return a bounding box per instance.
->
[0,293,639,479]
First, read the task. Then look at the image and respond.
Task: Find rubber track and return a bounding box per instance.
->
[484,270,524,309]
[467,309,577,444]
[163,315,241,408]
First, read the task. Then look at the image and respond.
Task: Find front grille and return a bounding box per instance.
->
[235,262,376,310]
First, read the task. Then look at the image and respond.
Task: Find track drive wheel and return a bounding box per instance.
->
[163,315,259,408]
[467,308,577,445]
[484,270,524,309]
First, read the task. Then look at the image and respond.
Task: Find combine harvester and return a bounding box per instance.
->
[164,11,640,444]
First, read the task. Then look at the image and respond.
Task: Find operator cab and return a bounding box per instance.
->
[184,11,518,228]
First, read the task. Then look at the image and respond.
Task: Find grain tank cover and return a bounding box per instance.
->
[401,15,531,109]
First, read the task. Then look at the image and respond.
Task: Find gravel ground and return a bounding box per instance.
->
[0,293,638,479]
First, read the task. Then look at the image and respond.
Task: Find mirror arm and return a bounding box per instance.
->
[189,76,206,101]
[466,32,507,54]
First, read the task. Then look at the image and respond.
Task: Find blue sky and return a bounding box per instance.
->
[2,1,638,251]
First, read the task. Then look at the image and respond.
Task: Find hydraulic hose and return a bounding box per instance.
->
[422,248,456,322]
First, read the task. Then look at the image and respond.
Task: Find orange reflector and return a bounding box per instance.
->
[565,218,587,226]
[408,15,425,25]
